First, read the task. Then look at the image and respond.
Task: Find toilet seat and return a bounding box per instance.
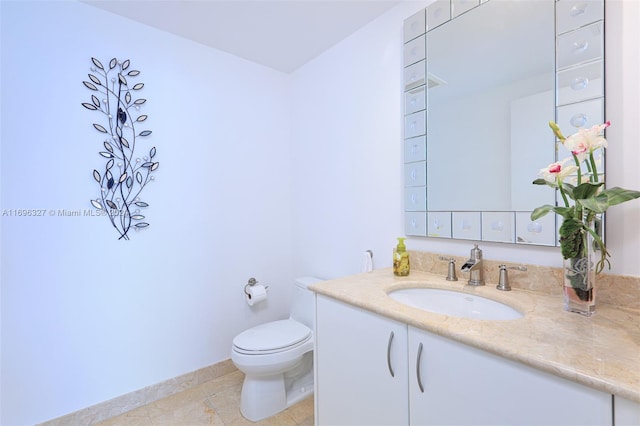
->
[233,319,312,355]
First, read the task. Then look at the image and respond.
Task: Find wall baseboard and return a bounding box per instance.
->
[39,359,237,425]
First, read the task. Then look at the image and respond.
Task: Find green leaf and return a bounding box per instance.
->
[579,187,640,213]
[601,187,640,207]
[573,182,604,200]
[578,197,609,213]
[532,205,574,221]
[530,205,554,220]
[561,182,576,200]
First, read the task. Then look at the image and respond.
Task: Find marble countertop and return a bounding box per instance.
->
[309,268,640,403]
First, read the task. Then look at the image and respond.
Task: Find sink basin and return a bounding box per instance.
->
[388,288,523,320]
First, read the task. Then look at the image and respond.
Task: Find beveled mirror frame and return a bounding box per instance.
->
[402,0,605,247]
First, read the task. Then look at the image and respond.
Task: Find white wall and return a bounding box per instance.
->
[290,0,640,279]
[2,0,639,424]
[1,1,294,424]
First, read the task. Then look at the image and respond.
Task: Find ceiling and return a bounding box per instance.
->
[81,0,402,73]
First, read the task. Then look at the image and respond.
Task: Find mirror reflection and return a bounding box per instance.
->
[426,0,555,211]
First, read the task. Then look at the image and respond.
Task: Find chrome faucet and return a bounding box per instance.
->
[496,264,527,291]
[461,244,484,286]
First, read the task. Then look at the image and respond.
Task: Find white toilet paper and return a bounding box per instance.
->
[360,250,373,273]
[245,284,268,306]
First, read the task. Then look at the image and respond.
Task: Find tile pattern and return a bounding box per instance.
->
[95,369,314,426]
[41,360,239,425]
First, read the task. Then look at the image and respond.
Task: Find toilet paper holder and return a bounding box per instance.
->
[244,277,268,296]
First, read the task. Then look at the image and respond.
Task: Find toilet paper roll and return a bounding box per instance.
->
[245,284,268,306]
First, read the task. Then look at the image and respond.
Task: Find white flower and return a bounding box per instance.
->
[539,158,578,184]
[563,121,610,161]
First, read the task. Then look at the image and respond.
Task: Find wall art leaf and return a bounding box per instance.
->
[82,57,158,240]
[117,108,127,124]
[91,57,104,70]
[88,74,101,85]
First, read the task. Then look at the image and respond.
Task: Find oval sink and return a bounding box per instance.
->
[388,288,523,320]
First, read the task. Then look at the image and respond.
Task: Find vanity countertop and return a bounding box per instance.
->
[309,268,640,403]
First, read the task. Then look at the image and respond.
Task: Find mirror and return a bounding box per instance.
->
[427,0,555,211]
[404,0,605,245]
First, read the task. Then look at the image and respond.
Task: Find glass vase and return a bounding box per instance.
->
[562,218,597,316]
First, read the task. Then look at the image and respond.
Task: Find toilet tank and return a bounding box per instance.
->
[290,276,323,330]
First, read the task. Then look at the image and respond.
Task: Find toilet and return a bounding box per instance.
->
[231,276,323,422]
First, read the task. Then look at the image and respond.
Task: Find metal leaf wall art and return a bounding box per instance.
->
[82,57,159,240]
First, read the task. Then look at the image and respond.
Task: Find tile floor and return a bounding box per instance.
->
[96,370,314,426]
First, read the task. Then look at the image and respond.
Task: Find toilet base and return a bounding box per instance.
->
[239,353,314,422]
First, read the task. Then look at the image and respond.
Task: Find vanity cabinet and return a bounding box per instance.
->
[614,396,640,426]
[315,295,409,425]
[409,326,612,425]
[315,295,614,425]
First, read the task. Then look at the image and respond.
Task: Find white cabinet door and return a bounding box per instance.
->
[409,326,612,426]
[614,396,640,426]
[315,295,409,426]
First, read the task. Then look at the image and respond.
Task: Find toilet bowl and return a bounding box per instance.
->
[231,276,322,422]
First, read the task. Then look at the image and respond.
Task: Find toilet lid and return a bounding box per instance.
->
[233,319,311,353]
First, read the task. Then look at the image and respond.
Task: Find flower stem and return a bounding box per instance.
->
[572,153,582,184]
[589,152,599,183]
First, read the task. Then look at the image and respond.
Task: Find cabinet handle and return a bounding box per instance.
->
[387,331,395,377]
[416,342,425,393]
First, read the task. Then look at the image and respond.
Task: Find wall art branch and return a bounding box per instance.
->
[82,57,159,240]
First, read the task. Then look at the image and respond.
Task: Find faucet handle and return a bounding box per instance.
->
[496,264,527,291]
[439,256,458,281]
